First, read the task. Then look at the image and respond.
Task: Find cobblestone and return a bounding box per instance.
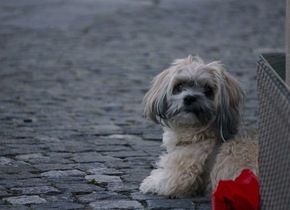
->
[10,186,60,195]
[76,191,127,203]
[146,199,201,210]
[85,174,123,184]
[41,170,86,178]
[30,202,85,210]
[89,200,143,210]
[0,0,284,209]
[3,195,47,205]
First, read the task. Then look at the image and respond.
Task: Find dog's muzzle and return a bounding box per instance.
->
[183,95,214,125]
[183,95,197,106]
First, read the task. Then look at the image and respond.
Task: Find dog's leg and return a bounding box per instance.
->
[210,137,258,190]
[140,148,208,198]
[140,168,201,198]
[139,168,179,196]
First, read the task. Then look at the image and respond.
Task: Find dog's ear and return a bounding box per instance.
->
[143,69,171,124]
[214,67,245,141]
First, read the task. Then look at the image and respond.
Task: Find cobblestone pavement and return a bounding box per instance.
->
[0,0,284,209]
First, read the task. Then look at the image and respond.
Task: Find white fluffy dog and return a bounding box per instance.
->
[139,55,258,198]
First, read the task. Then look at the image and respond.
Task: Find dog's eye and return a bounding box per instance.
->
[173,82,186,94]
[204,86,213,97]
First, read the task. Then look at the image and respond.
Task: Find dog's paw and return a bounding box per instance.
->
[139,176,156,194]
[140,168,199,198]
[139,169,170,196]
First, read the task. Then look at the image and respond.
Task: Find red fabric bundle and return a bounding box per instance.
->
[212,169,259,210]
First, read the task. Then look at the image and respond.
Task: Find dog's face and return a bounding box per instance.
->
[143,55,244,141]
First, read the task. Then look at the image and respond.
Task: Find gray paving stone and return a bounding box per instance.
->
[86,167,123,176]
[0,166,37,176]
[46,176,85,184]
[0,178,49,188]
[69,163,107,172]
[131,192,167,201]
[0,159,31,168]
[104,159,132,169]
[107,182,140,192]
[43,192,74,204]
[34,135,61,143]
[94,145,132,152]
[3,195,47,205]
[125,156,158,168]
[121,126,145,135]
[0,205,30,210]
[53,183,104,193]
[0,189,10,197]
[85,174,122,184]
[103,150,149,158]
[142,133,163,141]
[121,168,151,182]
[146,199,195,210]
[192,203,212,210]
[91,124,123,135]
[34,163,74,171]
[41,170,86,178]
[4,144,49,155]
[30,202,84,210]
[76,191,127,203]
[0,172,40,181]
[15,153,50,163]
[102,102,124,112]
[191,196,211,203]
[92,137,132,146]
[0,157,13,165]
[10,186,60,195]
[46,141,97,153]
[89,200,143,210]
[70,152,118,163]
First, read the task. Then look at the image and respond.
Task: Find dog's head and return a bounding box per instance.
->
[143,55,244,141]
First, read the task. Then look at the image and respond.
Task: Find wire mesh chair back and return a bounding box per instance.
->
[257,54,290,210]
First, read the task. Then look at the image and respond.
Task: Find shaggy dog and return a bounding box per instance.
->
[139,55,258,198]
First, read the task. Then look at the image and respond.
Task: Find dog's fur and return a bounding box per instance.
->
[139,55,258,198]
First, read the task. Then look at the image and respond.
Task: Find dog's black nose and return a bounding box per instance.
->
[184,95,197,105]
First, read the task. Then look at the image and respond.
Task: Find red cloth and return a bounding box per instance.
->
[212,169,259,210]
